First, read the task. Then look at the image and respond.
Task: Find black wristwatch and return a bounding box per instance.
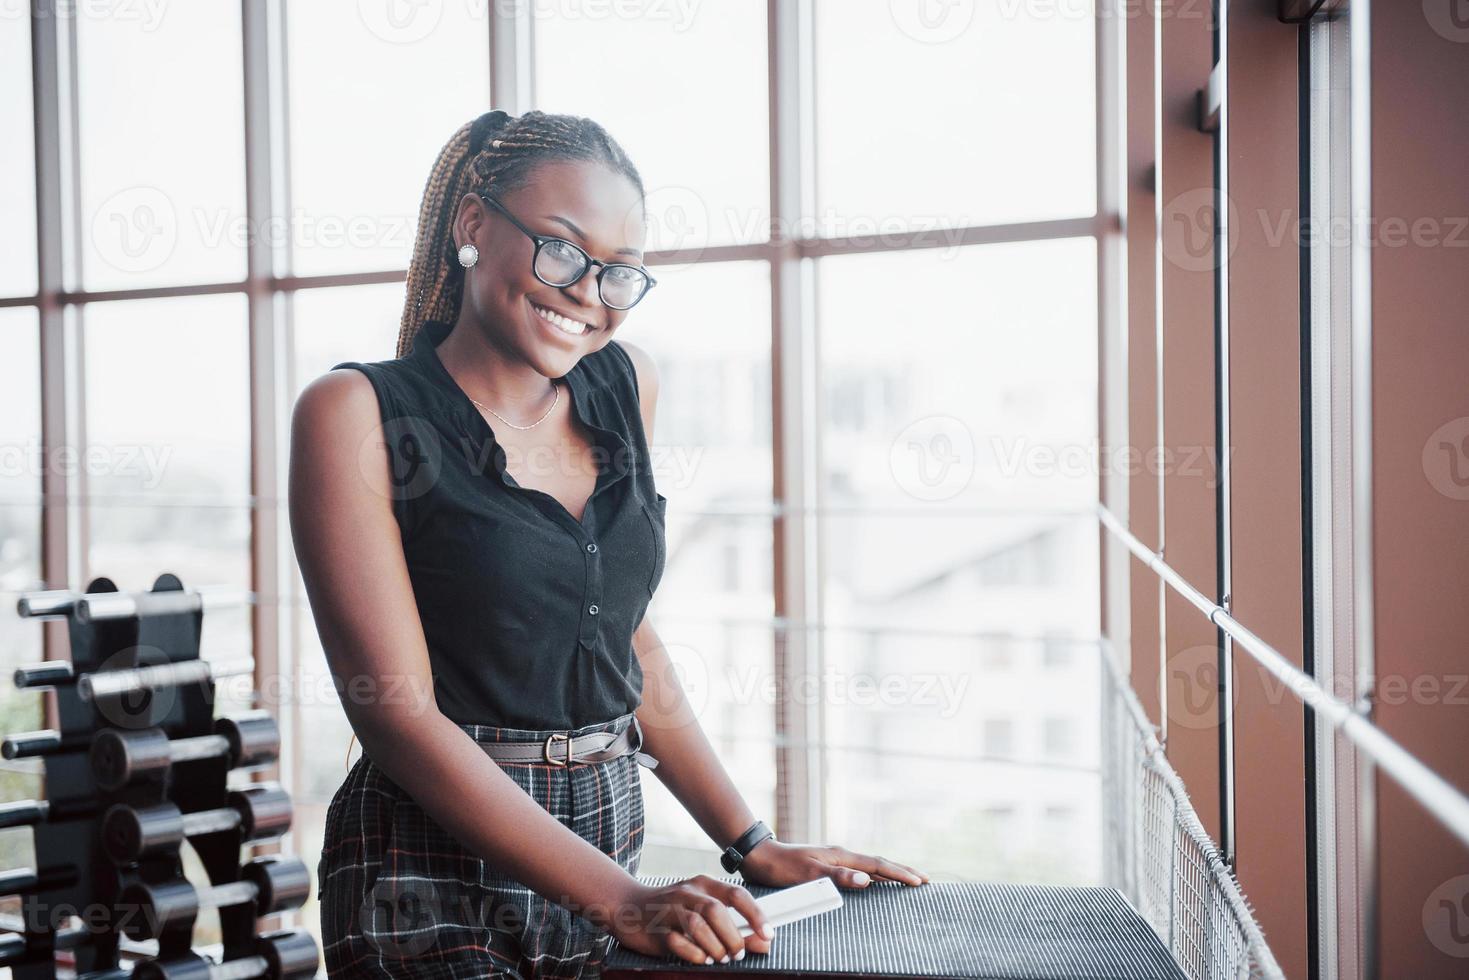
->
[720,819,775,874]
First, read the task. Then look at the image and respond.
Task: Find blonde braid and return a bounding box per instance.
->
[394,109,646,359]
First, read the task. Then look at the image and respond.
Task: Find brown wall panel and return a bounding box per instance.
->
[1157,0,1221,845]
[1125,0,1161,726]
[1370,3,1469,975]
[1224,3,1308,976]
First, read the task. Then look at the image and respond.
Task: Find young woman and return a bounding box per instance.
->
[288,109,927,978]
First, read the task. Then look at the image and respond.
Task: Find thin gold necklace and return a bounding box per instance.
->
[467,381,560,431]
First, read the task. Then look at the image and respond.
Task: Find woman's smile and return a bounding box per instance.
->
[530,299,600,340]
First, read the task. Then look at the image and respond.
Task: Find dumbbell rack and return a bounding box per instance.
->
[0,574,318,979]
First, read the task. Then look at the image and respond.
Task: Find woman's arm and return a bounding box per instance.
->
[288,368,770,965]
[633,613,926,890]
[618,340,929,893]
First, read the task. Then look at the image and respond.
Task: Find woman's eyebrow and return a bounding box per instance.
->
[545,214,643,258]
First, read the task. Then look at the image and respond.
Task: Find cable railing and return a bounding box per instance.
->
[1097,503,1469,852]
[1100,642,1285,979]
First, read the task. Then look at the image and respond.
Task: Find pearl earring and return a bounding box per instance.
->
[457,243,479,269]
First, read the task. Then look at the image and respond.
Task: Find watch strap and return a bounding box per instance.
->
[720,819,774,874]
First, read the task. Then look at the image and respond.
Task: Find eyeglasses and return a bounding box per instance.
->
[478,192,657,311]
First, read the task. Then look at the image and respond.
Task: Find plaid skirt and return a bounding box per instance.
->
[318,712,646,979]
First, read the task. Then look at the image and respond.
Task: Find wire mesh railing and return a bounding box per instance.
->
[1101,645,1286,980]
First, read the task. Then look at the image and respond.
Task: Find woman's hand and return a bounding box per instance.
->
[604,874,775,965]
[738,838,930,889]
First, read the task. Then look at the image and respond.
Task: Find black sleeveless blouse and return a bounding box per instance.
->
[330,318,666,730]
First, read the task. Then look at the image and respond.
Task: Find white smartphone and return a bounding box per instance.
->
[727,876,844,938]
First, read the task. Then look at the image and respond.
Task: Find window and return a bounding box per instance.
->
[984,717,1016,757]
[286,5,491,275]
[533,3,770,249]
[814,0,1096,228]
[0,18,36,298]
[0,309,44,877]
[13,3,1109,950]
[76,5,247,290]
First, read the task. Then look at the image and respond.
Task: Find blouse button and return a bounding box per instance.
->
[586,542,598,554]
[588,604,600,615]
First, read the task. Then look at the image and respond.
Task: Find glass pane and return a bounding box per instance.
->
[818,512,1098,637]
[286,6,491,275]
[641,368,775,873]
[0,16,37,297]
[822,627,1101,884]
[816,238,1099,880]
[83,295,251,595]
[818,238,1098,518]
[637,619,777,877]
[76,5,246,290]
[825,755,1101,884]
[815,0,1095,228]
[87,502,252,588]
[0,308,41,504]
[650,509,774,638]
[0,309,43,836]
[83,295,251,500]
[534,4,769,249]
[291,282,405,398]
[630,260,771,510]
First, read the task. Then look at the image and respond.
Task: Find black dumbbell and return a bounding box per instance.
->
[12,660,76,689]
[131,928,319,980]
[2,729,70,760]
[0,865,79,895]
[78,656,254,702]
[116,855,311,941]
[0,920,92,967]
[102,783,293,863]
[90,711,280,791]
[0,799,49,829]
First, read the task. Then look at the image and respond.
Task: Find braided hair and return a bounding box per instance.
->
[396,109,646,358]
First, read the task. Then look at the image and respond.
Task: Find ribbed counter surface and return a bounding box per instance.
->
[604,877,1185,980]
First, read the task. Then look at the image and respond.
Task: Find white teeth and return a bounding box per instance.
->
[532,303,590,336]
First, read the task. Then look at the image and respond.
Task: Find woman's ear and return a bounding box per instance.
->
[452,191,490,253]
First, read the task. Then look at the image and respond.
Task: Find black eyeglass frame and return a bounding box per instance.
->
[477,191,657,311]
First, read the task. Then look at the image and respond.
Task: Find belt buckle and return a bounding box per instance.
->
[544,732,573,767]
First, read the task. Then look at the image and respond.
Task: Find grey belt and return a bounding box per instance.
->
[478,715,659,770]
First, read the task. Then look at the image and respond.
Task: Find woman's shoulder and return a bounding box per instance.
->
[315,352,438,415]
[579,338,658,410]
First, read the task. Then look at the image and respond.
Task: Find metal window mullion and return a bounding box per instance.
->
[1346,1,1376,976]
[1096,0,1132,881]
[33,0,84,676]
[1308,14,1356,980]
[1152,0,1168,747]
[1214,0,1237,870]
[242,0,290,879]
[768,0,821,844]
[1097,0,1129,671]
[490,0,534,114]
